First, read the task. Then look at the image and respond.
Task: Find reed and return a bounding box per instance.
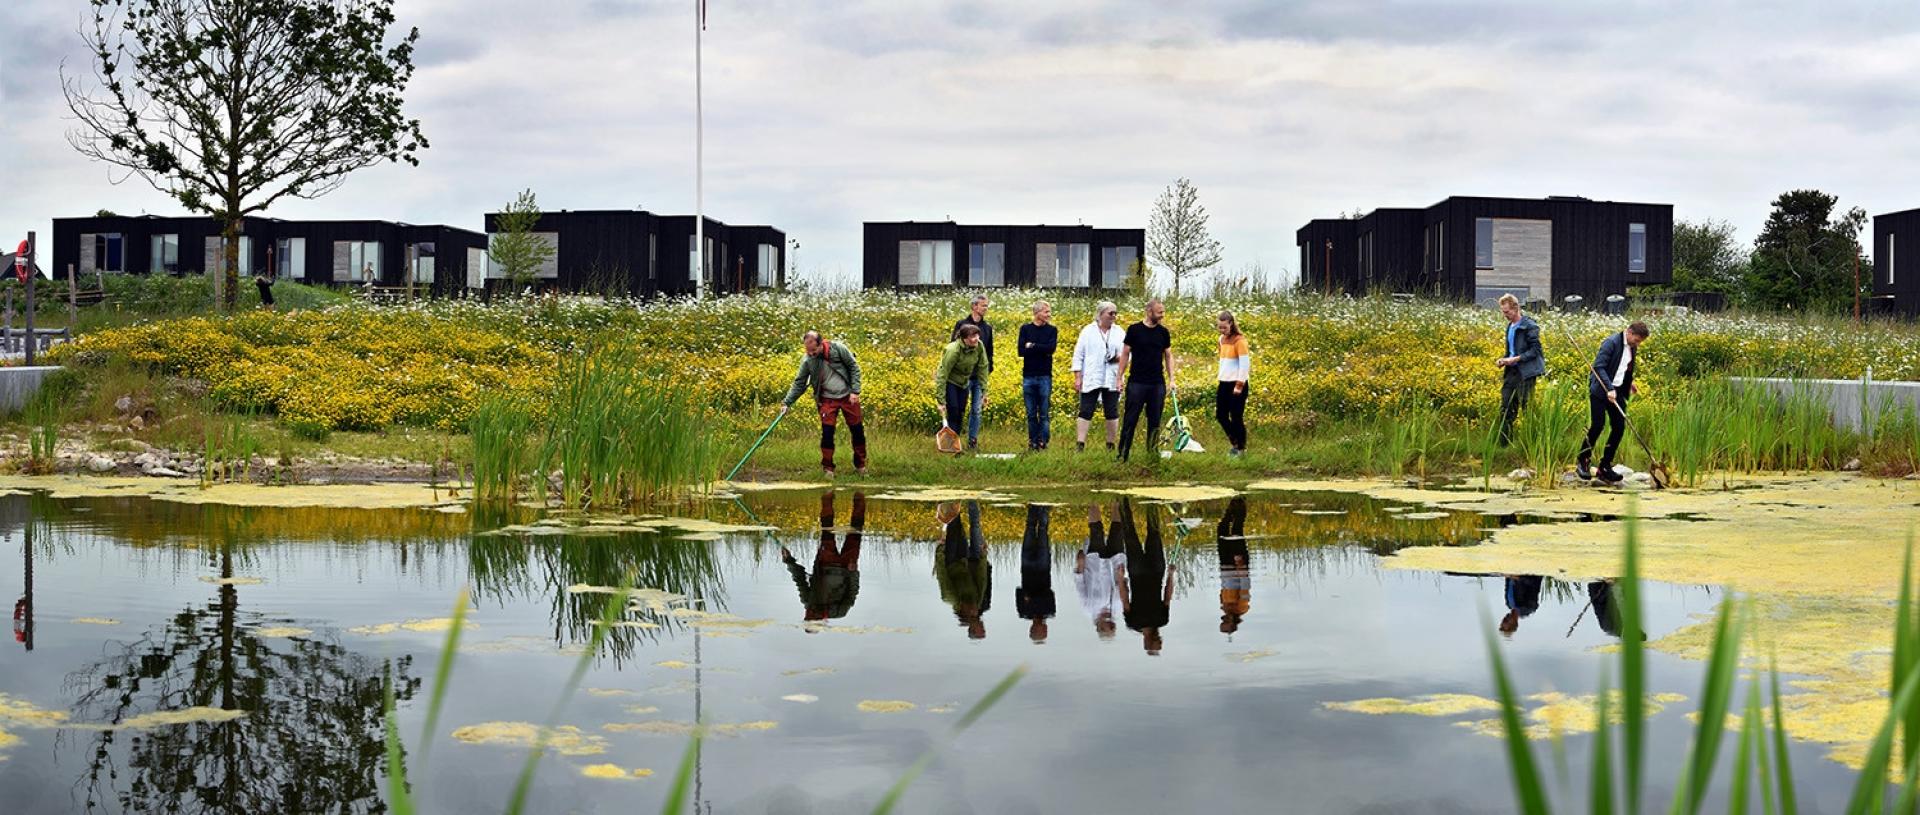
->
[1514,380,1585,487]
[468,395,537,503]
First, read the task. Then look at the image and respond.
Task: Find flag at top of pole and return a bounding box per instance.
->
[694,0,706,298]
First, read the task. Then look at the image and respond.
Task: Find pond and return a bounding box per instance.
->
[0,481,1877,813]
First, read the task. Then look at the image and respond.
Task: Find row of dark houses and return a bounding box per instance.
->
[1300,195,1920,316]
[52,210,790,298]
[46,196,1920,314]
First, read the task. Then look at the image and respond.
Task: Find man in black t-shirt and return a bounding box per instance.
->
[1113,299,1174,462]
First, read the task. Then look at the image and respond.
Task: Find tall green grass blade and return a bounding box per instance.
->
[504,590,624,815]
[1753,682,1778,815]
[383,666,417,815]
[1733,680,1761,815]
[1770,660,1799,815]
[871,665,1029,815]
[659,723,704,815]
[1670,597,1746,815]
[418,588,470,763]
[1620,498,1647,815]
[1484,613,1552,815]
[1592,666,1616,815]
[1901,533,1920,787]
[1843,662,1920,815]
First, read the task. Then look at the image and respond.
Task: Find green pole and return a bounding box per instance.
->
[725,410,786,482]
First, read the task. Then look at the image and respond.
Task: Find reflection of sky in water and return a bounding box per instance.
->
[0,490,1867,813]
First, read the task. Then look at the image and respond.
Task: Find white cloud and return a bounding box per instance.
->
[3,0,1920,288]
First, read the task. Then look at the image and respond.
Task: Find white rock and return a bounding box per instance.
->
[127,415,146,431]
[133,452,162,469]
[1623,472,1654,486]
[113,395,134,414]
[1507,468,1535,481]
[1557,472,1587,485]
[1843,458,1863,472]
[1610,464,1636,477]
[146,466,186,478]
[87,455,116,473]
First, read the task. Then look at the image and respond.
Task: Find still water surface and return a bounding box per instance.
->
[0,487,1863,813]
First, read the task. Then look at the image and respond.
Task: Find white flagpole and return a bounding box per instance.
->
[694,0,705,298]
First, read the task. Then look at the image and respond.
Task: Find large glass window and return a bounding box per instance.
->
[757,243,778,288]
[1891,233,1897,286]
[273,237,305,280]
[967,242,1005,286]
[90,233,125,272]
[897,240,953,285]
[1628,223,1647,274]
[1102,246,1137,288]
[408,241,437,285]
[1055,243,1090,287]
[345,240,380,283]
[207,236,255,275]
[149,234,179,274]
[1475,218,1494,269]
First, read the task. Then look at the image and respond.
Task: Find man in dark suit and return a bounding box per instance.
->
[1578,321,1652,483]
[1494,294,1546,446]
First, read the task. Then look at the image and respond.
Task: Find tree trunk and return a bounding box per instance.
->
[221,216,241,311]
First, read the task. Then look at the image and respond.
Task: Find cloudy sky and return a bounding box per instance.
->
[3,0,1919,288]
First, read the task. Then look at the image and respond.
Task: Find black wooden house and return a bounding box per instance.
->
[1874,208,1918,317]
[52,214,487,296]
[862,222,1145,290]
[477,209,786,297]
[1297,196,1673,307]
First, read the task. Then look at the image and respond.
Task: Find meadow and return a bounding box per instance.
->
[27,288,1920,489]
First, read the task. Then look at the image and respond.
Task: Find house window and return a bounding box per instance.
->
[1889,233,1896,286]
[91,233,125,272]
[1102,246,1136,288]
[752,242,775,290]
[967,243,1005,286]
[408,242,437,285]
[1628,223,1647,274]
[1475,218,1494,269]
[897,240,953,285]
[208,236,255,275]
[149,234,179,274]
[1055,243,1090,287]
[649,235,657,281]
[346,240,380,283]
[1476,286,1530,309]
[1433,222,1445,272]
[273,237,305,280]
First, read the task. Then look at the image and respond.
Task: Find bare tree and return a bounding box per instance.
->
[1146,178,1224,297]
[63,0,427,309]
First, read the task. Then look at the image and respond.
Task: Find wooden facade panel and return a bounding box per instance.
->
[1874,208,1920,316]
[864,222,1142,291]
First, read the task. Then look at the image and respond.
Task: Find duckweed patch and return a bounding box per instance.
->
[600,720,777,736]
[580,764,653,780]
[1323,694,1505,718]
[1094,485,1239,502]
[0,475,463,510]
[449,722,608,755]
[857,700,916,713]
[199,576,265,586]
[251,626,312,638]
[70,617,120,625]
[349,617,461,636]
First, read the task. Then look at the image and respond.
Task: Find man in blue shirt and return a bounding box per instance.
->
[1494,294,1546,447]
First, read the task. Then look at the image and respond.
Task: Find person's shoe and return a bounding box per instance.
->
[1596,465,1623,484]
[1106,442,1116,452]
[1229,448,1244,458]
[823,468,836,480]
[854,466,867,476]
[1076,441,1085,453]
[1576,460,1593,480]
[966,441,978,453]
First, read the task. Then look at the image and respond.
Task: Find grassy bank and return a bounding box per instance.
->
[18,289,1920,485]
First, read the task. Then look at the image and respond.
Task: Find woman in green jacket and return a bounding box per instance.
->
[937,324,990,452]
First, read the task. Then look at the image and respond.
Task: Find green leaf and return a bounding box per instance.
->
[383,667,416,815]
[1620,498,1648,815]
[1770,660,1799,815]
[1591,666,1615,815]
[418,588,469,764]
[1732,680,1761,815]
[659,723,704,815]
[1669,596,1746,815]
[504,589,624,815]
[1485,612,1552,815]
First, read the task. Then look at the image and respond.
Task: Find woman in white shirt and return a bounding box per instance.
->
[1070,301,1124,452]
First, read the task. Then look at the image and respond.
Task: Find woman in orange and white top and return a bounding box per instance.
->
[1215,311,1251,456]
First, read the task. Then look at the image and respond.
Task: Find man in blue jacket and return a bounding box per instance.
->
[1494,294,1546,446]
[1578,322,1651,483]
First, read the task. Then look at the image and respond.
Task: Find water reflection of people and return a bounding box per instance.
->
[15,521,32,649]
[1498,575,1544,637]
[1115,498,1174,655]
[1216,496,1250,637]
[782,491,865,624]
[1015,504,1055,643]
[1076,503,1125,641]
[1587,580,1645,639]
[935,501,991,639]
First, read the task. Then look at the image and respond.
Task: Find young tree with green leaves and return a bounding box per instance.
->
[488,189,554,291]
[1743,190,1870,312]
[1147,178,1224,297]
[63,0,427,310]
[1671,218,1748,296]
